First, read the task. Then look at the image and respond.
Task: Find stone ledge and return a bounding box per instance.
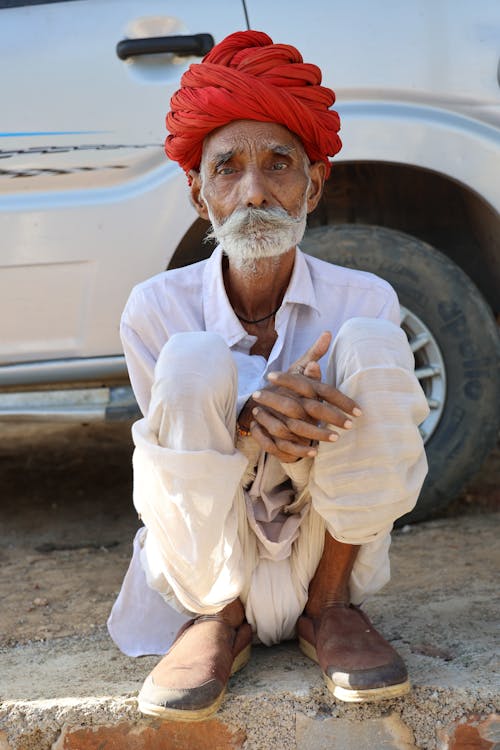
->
[0,641,498,750]
[1,514,498,749]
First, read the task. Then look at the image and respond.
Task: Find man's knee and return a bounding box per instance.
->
[153,332,236,404]
[147,331,239,450]
[156,331,231,375]
[330,317,414,385]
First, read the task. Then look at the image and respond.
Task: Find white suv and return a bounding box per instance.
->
[1,0,499,521]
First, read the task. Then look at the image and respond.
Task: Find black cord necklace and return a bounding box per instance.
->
[236,305,281,325]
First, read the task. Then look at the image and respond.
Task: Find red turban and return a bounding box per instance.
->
[165,30,341,180]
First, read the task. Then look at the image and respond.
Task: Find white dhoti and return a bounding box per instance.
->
[108,318,428,653]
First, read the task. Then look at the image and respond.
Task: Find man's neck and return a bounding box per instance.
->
[222,247,296,322]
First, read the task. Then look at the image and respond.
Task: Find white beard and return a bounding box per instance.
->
[205,204,308,274]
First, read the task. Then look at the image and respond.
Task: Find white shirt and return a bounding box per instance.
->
[120,245,400,418]
[108,246,404,656]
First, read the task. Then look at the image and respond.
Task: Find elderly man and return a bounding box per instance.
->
[108,30,428,720]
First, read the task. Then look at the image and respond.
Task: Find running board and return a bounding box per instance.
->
[0,386,140,422]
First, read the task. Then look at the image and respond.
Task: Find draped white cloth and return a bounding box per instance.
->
[107,249,428,655]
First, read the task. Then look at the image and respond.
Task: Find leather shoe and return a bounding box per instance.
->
[137,614,252,720]
[298,603,410,702]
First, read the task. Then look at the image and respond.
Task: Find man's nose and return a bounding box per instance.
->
[240,167,269,208]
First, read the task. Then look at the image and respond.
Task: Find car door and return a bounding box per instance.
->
[0,0,247,374]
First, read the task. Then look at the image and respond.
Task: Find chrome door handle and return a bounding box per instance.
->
[116,33,214,60]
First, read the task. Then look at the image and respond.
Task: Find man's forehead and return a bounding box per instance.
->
[202,120,305,162]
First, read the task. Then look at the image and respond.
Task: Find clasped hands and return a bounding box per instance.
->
[238,331,362,463]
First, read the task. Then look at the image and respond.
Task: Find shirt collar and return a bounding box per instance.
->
[203,246,246,347]
[281,245,320,313]
[202,245,320,347]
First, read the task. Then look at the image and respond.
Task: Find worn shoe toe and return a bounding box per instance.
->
[298,604,410,702]
[137,616,252,720]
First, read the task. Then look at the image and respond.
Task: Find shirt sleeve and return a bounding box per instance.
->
[378,284,401,326]
[120,319,157,418]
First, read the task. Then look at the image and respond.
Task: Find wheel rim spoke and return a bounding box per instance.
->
[415,365,441,380]
[410,332,431,353]
[400,305,446,445]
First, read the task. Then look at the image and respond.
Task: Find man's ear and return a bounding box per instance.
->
[306,161,327,214]
[189,170,209,219]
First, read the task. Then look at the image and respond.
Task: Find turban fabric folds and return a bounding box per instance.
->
[165,30,341,180]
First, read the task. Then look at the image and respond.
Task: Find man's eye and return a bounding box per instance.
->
[216,166,235,175]
[272,162,287,171]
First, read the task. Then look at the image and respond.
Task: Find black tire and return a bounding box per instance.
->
[302,224,500,523]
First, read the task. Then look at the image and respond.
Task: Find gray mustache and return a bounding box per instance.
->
[206,207,302,241]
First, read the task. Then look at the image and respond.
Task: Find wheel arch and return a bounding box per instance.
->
[337,101,500,210]
[309,158,500,313]
[326,102,500,311]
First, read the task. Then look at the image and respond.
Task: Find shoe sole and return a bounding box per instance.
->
[298,637,411,703]
[137,643,252,721]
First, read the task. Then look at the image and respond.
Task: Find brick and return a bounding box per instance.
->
[9,728,48,750]
[296,713,417,749]
[478,714,500,744]
[438,713,499,750]
[53,719,246,750]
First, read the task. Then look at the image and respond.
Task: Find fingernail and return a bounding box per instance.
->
[329,433,339,442]
[253,391,261,399]
[267,372,278,380]
[307,449,317,457]
[252,407,259,416]
[344,419,353,429]
[353,407,363,417]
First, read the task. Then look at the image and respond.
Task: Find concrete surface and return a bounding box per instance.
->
[1,513,498,750]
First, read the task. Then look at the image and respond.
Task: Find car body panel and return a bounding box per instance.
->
[248,0,500,123]
[0,0,245,365]
[0,0,499,374]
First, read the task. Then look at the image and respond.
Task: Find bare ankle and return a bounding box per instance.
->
[218,598,245,628]
[305,591,350,619]
[304,532,358,620]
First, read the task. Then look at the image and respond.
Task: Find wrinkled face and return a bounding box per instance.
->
[190,120,325,272]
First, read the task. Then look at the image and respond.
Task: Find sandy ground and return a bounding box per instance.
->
[1,510,499,702]
[0,421,498,652]
[1,422,137,648]
[0,422,498,750]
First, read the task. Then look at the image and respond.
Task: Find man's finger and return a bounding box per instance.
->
[301,397,355,429]
[305,330,332,362]
[267,372,361,417]
[283,416,339,443]
[252,389,309,421]
[274,435,318,458]
[290,331,332,372]
[313,381,362,416]
[252,407,311,446]
[266,372,317,400]
[250,421,313,463]
[304,361,321,380]
[253,405,334,444]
